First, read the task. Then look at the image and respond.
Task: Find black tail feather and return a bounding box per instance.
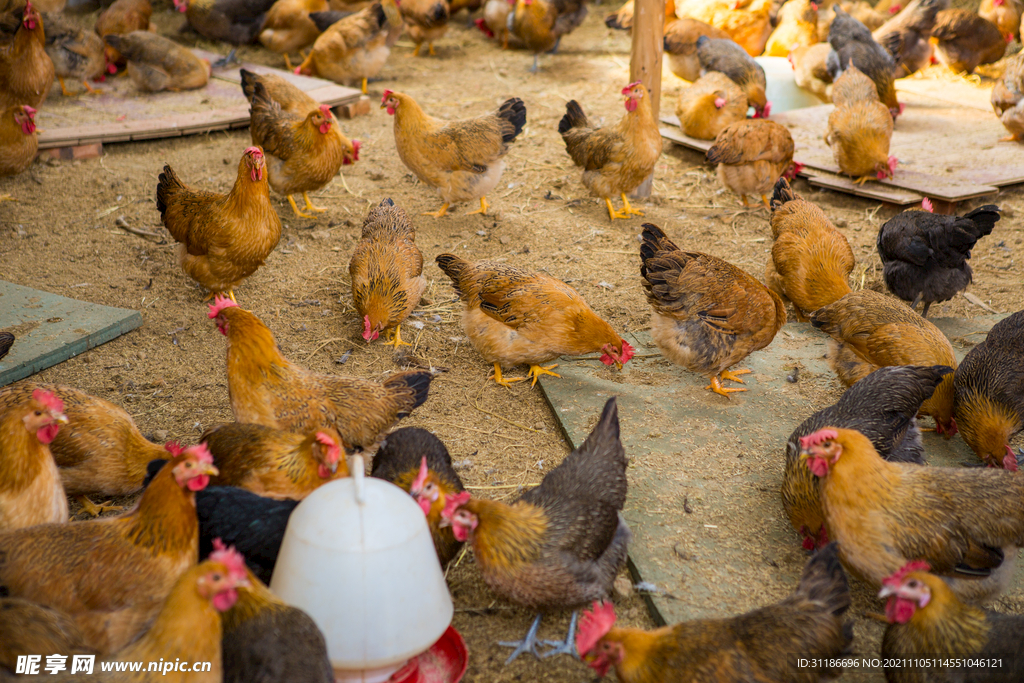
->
[558,100,588,135]
[497,97,527,143]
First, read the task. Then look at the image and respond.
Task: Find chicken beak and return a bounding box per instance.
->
[878,585,897,599]
[54,412,69,424]
[330,460,339,474]
[614,360,623,370]
[203,463,220,476]
[798,452,809,462]
[438,517,451,529]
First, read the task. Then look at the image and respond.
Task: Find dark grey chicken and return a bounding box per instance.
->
[0,332,12,361]
[827,4,903,117]
[872,0,949,77]
[697,35,769,117]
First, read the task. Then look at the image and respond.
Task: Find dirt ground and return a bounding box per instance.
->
[2,2,1023,681]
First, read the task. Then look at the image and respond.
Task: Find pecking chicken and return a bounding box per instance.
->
[697,35,769,117]
[931,9,1007,75]
[350,197,426,348]
[871,0,947,77]
[42,11,106,96]
[766,176,854,320]
[0,1,54,112]
[0,382,170,517]
[706,119,796,209]
[0,445,217,653]
[202,423,347,498]
[242,66,321,116]
[577,543,853,682]
[156,146,282,302]
[258,0,329,70]
[980,0,1021,43]
[800,426,1024,603]
[296,1,401,93]
[0,388,68,532]
[992,51,1024,142]
[825,64,897,184]
[436,254,634,387]
[400,0,448,56]
[662,18,729,82]
[675,71,747,141]
[783,365,952,551]
[953,310,1024,471]
[827,4,902,118]
[509,0,587,71]
[676,0,774,56]
[104,31,210,92]
[877,203,1000,317]
[383,90,526,217]
[441,398,630,662]
[764,0,818,57]
[790,41,832,102]
[559,82,662,221]
[95,0,154,67]
[811,289,958,432]
[640,223,786,397]
[0,598,95,674]
[175,0,278,44]
[208,296,432,452]
[247,79,355,218]
[879,562,1024,682]
[371,426,466,567]
[0,103,37,178]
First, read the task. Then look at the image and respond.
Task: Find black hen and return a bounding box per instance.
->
[308,9,353,32]
[877,204,1000,317]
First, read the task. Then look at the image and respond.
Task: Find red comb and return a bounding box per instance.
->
[208,295,238,319]
[412,456,430,491]
[165,441,184,456]
[921,197,933,212]
[619,340,635,363]
[621,81,642,95]
[23,105,36,118]
[576,601,617,655]
[210,539,249,583]
[31,389,64,414]
[382,90,394,104]
[799,428,838,451]
[244,146,263,159]
[440,490,471,519]
[882,560,931,588]
[187,443,214,465]
[315,431,341,464]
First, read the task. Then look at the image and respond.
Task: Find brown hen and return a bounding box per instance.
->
[675,71,747,141]
[706,119,795,209]
[825,65,896,184]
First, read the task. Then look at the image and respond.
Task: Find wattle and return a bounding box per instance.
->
[21,121,35,136]
[187,474,210,491]
[624,99,637,113]
[319,123,330,134]
[386,106,395,115]
[599,353,615,366]
[37,423,60,444]
[886,597,916,624]
[212,588,238,612]
[418,497,432,516]
[807,457,829,478]
[318,463,330,479]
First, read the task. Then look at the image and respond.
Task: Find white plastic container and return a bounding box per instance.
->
[270,456,453,683]
[755,56,823,114]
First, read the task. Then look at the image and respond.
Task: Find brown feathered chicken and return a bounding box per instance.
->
[640,223,786,397]
[241,66,317,115]
[208,296,432,452]
[295,1,400,93]
[436,254,634,386]
[827,4,902,117]
[697,35,769,117]
[95,0,153,67]
[789,41,832,102]
[953,310,1024,471]
[577,544,853,683]
[764,0,818,57]
[441,398,630,662]
[706,119,796,209]
[0,103,37,179]
[980,0,1021,42]
[401,0,448,55]
[825,65,897,184]
[0,598,95,674]
[0,445,217,653]
[383,90,526,217]
[0,1,53,111]
[931,9,1006,75]
[766,176,854,320]
[675,71,748,140]
[510,0,587,71]
[800,426,1024,603]
[676,0,774,56]
[992,51,1024,142]
[662,17,729,81]
[0,388,67,533]
[103,31,209,92]
[0,383,169,517]
[42,11,106,95]
[350,197,426,347]
[156,146,282,302]
[559,82,662,221]
[259,0,329,70]
[872,0,947,77]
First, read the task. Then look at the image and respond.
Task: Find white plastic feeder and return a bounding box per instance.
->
[270,455,454,683]
[755,56,823,114]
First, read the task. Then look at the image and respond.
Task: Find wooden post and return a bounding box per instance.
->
[630,0,663,199]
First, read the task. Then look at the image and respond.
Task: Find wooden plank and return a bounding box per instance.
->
[806,174,923,205]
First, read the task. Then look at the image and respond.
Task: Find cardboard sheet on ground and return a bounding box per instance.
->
[538,315,1019,639]
[0,281,142,387]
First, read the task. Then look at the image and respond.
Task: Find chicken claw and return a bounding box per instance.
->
[361,77,368,94]
[605,198,629,220]
[853,175,874,185]
[720,368,751,384]
[287,195,315,218]
[57,76,74,97]
[527,364,560,386]
[499,613,546,664]
[77,495,123,518]
[422,203,450,218]
[619,193,644,216]
[302,192,328,213]
[0,195,15,203]
[412,44,422,57]
[468,197,489,215]
[489,362,525,388]
[540,610,579,659]
[284,54,294,70]
[706,375,747,397]
[383,325,412,348]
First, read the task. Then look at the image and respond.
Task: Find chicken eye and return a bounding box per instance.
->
[34,410,42,416]
[212,573,222,581]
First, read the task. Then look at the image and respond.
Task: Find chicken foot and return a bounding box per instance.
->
[498,613,547,664]
[527,364,560,387]
[57,76,75,97]
[540,610,579,659]
[383,325,412,348]
[287,195,315,219]
[302,192,327,213]
[422,202,450,218]
[77,495,123,517]
[605,194,644,220]
[361,77,368,94]
[488,362,525,388]
[705,369,750,397]
[203,289,237,303]
[284,54,295,71]
[467,197,489,215]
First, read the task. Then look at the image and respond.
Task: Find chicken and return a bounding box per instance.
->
[95,0,153,67]
[953,310,1024,471]
[0,598,95,674]
[675,71,747,141]
[783,365,952,551]
[980,0,1021,43]
[208,296,432,452]
[559,82,662,220]
[0,103,37,178]
[706,120,796,209]
[201,423,347,498]
[662,18,729,82]
[810,289,958,432]
[247,80,354,218]
[156,146,282,302]
[0,2,54,112]
[877,204,1000,317]
[766,176,854,320]
[827,4,902,118]
[676,0,774,56]
[440,398,630,662]
[605,0,676,32]
[577,543,853,683]
[0,445,217,653]
[0,383,170,517]
[104,31,210,92]
[931,9,1007,75]
[241,66,320,116]
[383,90,526,217]
[0,332,13,359]
[400,0,448,56]
[175,0,278,44]
[259,0,328,70]
[871,0,946,77]
[436,254,634,387]
[764,0,818,57]
[350,197,426,348]
[697,35,769,117]
[477,0,515,48]
[879,562,1024,682]
[992,51,1024,142]
[509,0,587,71]
[790,41,832,101]
[0,388,68,532]
[448,0,481,14]
[640,223,786,397]
[42,11,106,95]
[295,1,400,93]
[370,427,466,567]
[0,0,26,44]
[800,426,1024,603]
[825,65,897,184]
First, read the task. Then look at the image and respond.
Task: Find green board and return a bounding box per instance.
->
[0,281,143,387]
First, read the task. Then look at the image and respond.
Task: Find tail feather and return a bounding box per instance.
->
[384,370,432,418]
[796,542,851,618]
[962,205,1001,240]
[639,223,681,265]
[309,10,352,32]
[239,68,258,103]
[155,165,184,220]
[435,253,471,298]
[558,100,589,135]
[497,97,527,144]
[770,177,797,212]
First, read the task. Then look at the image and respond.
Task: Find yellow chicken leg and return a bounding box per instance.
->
[383,325,412,348]
[853,175,875,185]
[489,362,525,387]
[706,375,747,397]
[422,202,450,218]
[361,77,368,94]
[468,197,489,215]
[77,495,123,518]
[527,364,561,387]
[288,195,315,218]
[413,43,422,56]
[605,197,629,220]
[58,76,74,97]
[620,193,644,216]
[428,42,436,56]
[0,195,16,203]
[284,54,294,71]
[720,368,751,384]
[760,194,770,210]
[302,192,327,213]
